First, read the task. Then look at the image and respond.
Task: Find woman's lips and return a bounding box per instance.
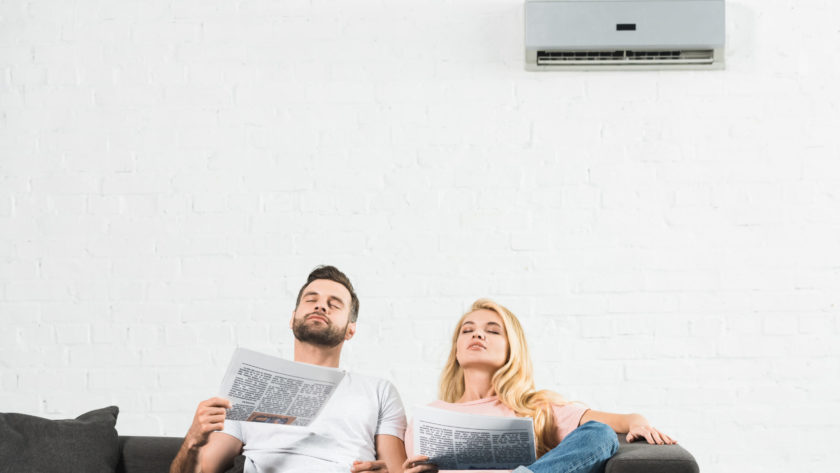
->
[467,343,486,350]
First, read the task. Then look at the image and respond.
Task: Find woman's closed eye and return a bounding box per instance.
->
[462,329,500,335]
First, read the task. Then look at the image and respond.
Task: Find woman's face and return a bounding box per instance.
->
[456,309,509,371]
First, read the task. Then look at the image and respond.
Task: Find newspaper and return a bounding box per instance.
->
[412,406,537,470]
[218,348,345,426]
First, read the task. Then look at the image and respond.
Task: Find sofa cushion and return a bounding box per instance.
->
[116,436,182,473]
[0,406,120,473]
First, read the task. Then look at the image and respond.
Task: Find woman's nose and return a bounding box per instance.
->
[472,331,485,340]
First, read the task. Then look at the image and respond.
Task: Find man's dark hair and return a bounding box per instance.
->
[295,265,360,322]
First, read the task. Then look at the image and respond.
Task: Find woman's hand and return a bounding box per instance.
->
[626,418,677,445]
[403,455,439,473]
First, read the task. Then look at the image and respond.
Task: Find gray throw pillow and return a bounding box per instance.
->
[0,406,120,473]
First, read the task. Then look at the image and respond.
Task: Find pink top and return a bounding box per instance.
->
[405,396,589,473]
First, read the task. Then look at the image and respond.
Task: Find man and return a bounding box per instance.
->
[170,266,407,473]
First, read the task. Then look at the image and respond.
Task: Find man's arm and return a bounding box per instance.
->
[376,434,408,472]
[351,434,407,473]
[170,397,244,473]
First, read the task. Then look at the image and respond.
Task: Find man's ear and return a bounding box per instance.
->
[344,321,357,341]
[289,309,295,329]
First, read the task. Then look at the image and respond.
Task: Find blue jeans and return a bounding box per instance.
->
[512,421,619,473]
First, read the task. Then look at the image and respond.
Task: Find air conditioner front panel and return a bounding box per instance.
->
[525,0,725,51]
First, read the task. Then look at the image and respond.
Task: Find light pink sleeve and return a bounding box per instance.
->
[553,403,589,443]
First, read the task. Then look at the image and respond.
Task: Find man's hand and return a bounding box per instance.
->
[402,455,439,473]
[351,460,388,472]
[184,397,232,450]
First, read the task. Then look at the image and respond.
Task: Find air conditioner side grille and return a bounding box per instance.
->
[536,49,715,66]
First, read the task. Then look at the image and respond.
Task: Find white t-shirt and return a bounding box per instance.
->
[219,372,407,473]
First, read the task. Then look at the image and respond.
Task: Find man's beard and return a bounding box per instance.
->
[292,313,348,348]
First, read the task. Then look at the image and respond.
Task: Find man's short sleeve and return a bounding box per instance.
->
[220,419,244,442]
[375,380,407,440]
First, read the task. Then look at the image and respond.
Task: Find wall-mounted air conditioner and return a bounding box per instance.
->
[525,0,725,70]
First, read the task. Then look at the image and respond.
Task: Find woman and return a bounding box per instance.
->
[402,299,676,473]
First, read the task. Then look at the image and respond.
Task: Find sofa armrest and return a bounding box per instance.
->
[606,437,699,473]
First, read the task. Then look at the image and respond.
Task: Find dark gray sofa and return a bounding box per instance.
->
[116,435,699,473]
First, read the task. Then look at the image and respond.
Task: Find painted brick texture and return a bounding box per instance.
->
[2,1,839,472]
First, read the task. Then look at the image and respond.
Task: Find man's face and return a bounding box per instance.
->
[291,279,355,348]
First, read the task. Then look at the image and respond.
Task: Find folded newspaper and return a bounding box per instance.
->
[219,348,345,426]
[413,406,537,470]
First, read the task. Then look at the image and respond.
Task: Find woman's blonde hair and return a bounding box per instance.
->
[439,299,568,457]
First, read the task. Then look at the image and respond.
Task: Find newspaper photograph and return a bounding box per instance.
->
[218,348,345,426]
[412,405,537,470]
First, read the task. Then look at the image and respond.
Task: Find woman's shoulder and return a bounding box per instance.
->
[550,402,589,434]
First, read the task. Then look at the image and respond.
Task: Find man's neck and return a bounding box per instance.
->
[458,368,496,402]
[293,340,343,368]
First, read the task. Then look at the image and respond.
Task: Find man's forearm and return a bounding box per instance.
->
[170,441,201,473]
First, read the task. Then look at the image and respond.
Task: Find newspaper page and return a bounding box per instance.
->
[218,348,345,426]
[413,406,537,470]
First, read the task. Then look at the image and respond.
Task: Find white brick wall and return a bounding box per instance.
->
[2,1,839,472]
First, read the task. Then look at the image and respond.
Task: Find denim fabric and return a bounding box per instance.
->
[512,421,619,473]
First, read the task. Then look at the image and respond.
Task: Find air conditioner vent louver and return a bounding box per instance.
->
[536,49,715,66]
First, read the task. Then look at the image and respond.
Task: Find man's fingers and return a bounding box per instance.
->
[351,461,384,472]
[201,421,225,433]
[202,414,226,425]
[203,397,233,409]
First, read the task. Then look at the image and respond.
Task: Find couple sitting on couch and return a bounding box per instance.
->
[170,266,676,473]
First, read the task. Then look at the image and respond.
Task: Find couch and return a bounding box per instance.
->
[0,407,698,473]
[117,435,699,473]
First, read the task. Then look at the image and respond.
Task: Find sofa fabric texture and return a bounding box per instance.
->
[0,406,120,473]
[116,435,698,473]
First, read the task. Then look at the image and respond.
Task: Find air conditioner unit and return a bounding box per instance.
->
[525,0,725,70]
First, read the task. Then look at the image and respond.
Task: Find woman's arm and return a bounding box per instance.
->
[579,410,677,445]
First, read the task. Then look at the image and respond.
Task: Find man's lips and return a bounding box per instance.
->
[305,313,329,324]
